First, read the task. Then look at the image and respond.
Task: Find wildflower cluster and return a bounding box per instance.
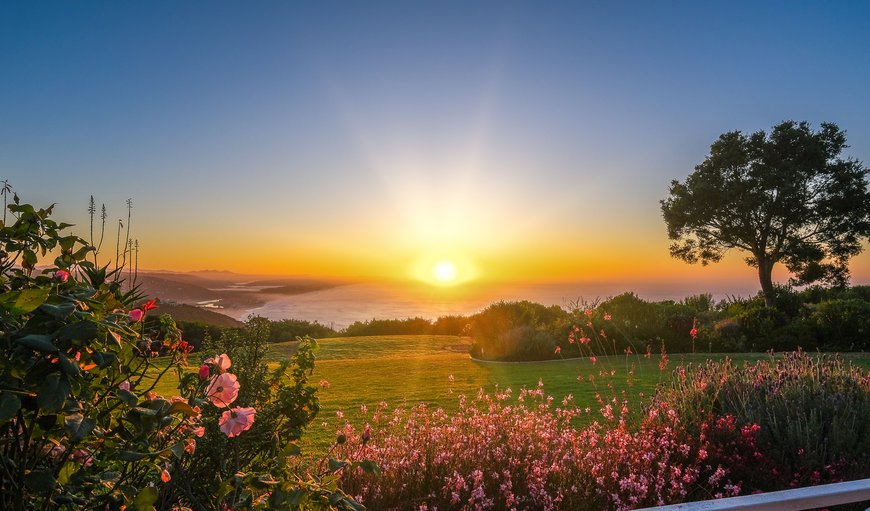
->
[335,381,752,510]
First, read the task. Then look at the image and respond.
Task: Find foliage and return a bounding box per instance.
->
[658,351,870,492]
[342,317,433,337]
[0,198,198,510]
[806,299,870,352]
[165,318,367,510]
[0,194,363,510]
[469,301,571,360]
[661,121,870,306]
[270,318,337,342]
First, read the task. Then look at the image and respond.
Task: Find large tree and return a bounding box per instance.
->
[661,121,870,306]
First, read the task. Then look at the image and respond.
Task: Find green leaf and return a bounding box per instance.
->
[13,287,50,314]
[169,442,185,459]
[130,406,158,417]
[38,302,76,320]
[91,351,117,368]
[22,250,37,269]
[64,413,95,442]
[99,471,121,482]
[328,458,348,473]
[168,401,198,417]
[282,441,302,457]
[0,392,21,421]
[58,461,77,485]
[57,354,81,378]
[117,389,138,407]
[56,321,99,343]
[37,373,70,413]
[131,486,158,511]
[24,468,56,494]
[15,334,57,353]
[352,460,381,477]
[71,245,93,261]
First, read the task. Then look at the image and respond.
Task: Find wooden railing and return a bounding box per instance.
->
[634,478,870,511]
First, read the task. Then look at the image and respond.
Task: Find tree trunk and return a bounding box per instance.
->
[758,257,776,307]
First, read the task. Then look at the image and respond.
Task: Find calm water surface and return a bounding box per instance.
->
[238,280,760,330]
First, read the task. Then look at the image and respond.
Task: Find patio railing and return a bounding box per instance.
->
[634,478,870,511]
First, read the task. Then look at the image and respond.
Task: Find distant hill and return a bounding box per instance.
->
[131,271,346,314]
[148,303,244,328]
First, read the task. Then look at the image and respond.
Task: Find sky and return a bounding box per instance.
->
[2,1,870,291]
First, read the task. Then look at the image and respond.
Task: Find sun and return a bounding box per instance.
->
[411,252,476,287]
[432,259,458,283]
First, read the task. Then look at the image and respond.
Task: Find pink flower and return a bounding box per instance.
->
[219,407,255,437]
[204,353,231,373]
[119,380,131,392]
[690,327,698,338]
[128,309,144,323]
[554,346,561,354]
[54,269,69,283]
[161,468,171,483]
[604,312,612,321]
[198,364,210,380]
[71,449,93,468]
[142,299,158,311]
[205,372,239,408]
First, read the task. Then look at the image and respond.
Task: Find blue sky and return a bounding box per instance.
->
[1,1,869,285]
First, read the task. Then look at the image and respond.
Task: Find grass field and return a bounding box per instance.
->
[150,335,870,454]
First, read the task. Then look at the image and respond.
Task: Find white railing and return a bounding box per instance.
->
[634,478,870,511]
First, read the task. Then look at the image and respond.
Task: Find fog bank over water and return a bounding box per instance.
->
[239,280,763,330]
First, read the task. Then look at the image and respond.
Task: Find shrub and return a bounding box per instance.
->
[163,318,367,509]
[269,318,337,342]
[0,200,199,510]
[470,301,570,360]
[343,317,434,337]
[658,352,870,492]
[0,196,361,510]
[807,299,870,351]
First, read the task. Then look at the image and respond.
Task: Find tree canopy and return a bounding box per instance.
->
[661,121,870,306]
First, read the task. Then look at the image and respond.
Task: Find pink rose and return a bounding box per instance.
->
[119,380,131,392]
[54,269,70,283]
[204,353,231,373]
[198,364,210,380]
[218,407,256,437]
[205,372,239,408]
[128,309,144,323]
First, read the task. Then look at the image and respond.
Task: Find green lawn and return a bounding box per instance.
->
[150,335,870,455]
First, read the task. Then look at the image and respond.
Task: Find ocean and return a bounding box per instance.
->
[236,280,761,330]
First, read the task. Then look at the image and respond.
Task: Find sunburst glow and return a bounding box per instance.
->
[432,260,457,283]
